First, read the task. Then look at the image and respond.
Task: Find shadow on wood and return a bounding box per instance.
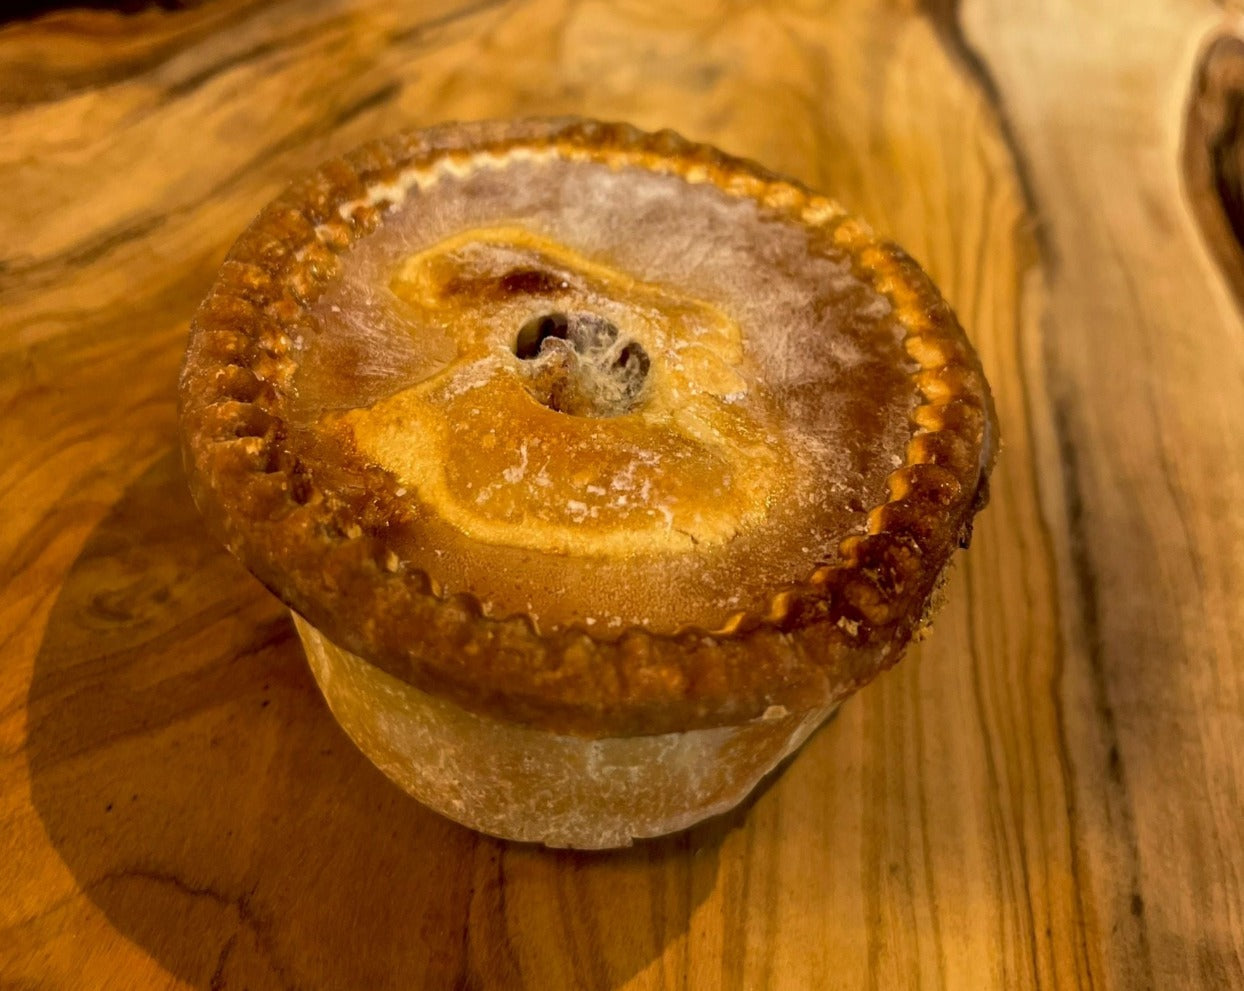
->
[25,447,730,989]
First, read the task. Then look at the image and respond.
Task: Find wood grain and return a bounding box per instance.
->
[1,0,1241,988]
[1186,29,1244,310]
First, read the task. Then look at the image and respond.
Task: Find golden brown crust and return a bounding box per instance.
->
[178,117,997,737]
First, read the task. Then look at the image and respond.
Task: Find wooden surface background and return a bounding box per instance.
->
[2,0,1242,987]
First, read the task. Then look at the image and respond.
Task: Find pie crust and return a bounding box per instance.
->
[178,117,997,743]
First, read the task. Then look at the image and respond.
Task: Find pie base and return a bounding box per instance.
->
[294,614,837,848]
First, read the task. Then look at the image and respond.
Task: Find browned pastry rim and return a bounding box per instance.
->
[178,117,997,737]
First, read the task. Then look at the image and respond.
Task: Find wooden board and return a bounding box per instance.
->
[2,0,1242,986]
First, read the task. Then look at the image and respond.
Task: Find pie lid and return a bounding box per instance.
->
[178,117,997,736]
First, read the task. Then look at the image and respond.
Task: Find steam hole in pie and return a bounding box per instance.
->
[515,311,650,417]
[514,312,570,359]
